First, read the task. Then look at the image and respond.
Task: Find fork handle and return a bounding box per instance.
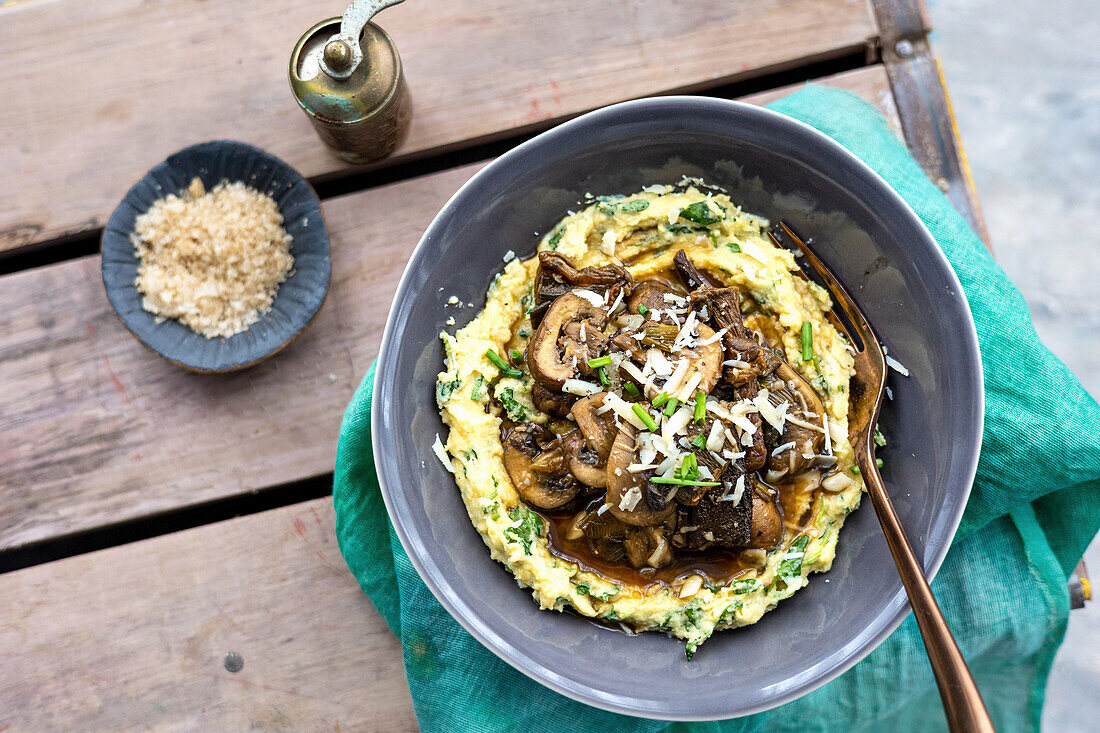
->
[859,450,996,733]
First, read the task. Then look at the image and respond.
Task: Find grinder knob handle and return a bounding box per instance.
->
[320,0,406,79]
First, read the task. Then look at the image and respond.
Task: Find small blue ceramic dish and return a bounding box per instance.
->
[372,97,983,719]
[101,140,330,372]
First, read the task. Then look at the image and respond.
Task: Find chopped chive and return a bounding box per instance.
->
[664,398,680,417]
[693,390,706,423]
[690,434,707,449]
[876,458,884,469]
[587,355,612,368]
[651,392,670,408]
[485,348,522,378]
[632,403,659,432]
[597,366,610,386]
[637,304,649,316]
[650,477,721,487]
[678,452,698,480]
[509,349,524,363]
[726,242,741,253]
[624,382,641,397]
[850,465,861,475]
[801,321,813,362]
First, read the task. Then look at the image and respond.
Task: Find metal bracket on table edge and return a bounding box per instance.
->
[868,0,990,246]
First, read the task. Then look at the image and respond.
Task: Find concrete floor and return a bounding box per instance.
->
[928,0,1099,729]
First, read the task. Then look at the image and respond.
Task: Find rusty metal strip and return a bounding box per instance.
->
[869,0,990,246]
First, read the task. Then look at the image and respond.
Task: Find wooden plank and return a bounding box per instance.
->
[0,68,897,552]
[0,0,877,253]
[0,498,418,732]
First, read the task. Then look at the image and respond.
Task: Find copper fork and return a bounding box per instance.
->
[771,223,994,733]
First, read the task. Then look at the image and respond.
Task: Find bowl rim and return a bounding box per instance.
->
[372,95,985,719]
[100,139,331,373]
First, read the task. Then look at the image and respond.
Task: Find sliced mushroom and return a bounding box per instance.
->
[570,393,617,459]
[574,510,671,569]
[726,379,768,472]
[676,323,724,397]
[673,478,752,550]
[501,423,580,509]
[526,293,609,388]
[760,361,827,479]
[723,335,781,385]
[605,424,676,526]
[610,331,647,363]
[563,430,607,489]
[747,491,783,550]
[673,249,722,290]
[627,280,683,324]
[561,320,610,378]
[689,286,781,386]
[624,526,671,568]
[531,252,633,327]
[531,382,578,418]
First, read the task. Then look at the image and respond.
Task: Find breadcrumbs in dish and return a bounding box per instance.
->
[131,177,294,338]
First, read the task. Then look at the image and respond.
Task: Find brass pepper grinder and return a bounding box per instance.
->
[289,0,411,164]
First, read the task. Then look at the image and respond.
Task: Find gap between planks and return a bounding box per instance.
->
[0,0,878,254]
[0,66,899,557]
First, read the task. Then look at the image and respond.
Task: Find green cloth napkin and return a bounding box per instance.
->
[334,86,1100,732]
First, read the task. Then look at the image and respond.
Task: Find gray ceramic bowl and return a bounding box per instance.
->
[372,97,983,719]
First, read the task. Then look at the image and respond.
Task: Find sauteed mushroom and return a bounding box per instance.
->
[531,382,577,418]
[683,323,724,396]
[563,430,608,489]
[571,509,671,569]
[526,293,609,388]
[570,393,617,459]
[674,249,722,290]
[748,491,783,550]
[501,423,580,509]
[627,281,682,324]
[605,424,677,526]
[760,361,827,480]
[675,486,752,550]
[530,252,633,327]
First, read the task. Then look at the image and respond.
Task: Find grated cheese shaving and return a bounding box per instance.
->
[563,379,601,396]
[432,434,454,473]
[885,353,911,377]
[572,289,605,307]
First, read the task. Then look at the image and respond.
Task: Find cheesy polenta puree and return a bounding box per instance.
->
[435,185,861,657]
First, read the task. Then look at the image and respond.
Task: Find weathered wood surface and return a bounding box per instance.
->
[0,0,877,253]
[0,67,897,553]
[0,498,418,732]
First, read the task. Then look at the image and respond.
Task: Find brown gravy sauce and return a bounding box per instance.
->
[540,475,822,591]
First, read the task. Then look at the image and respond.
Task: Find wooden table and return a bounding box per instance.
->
[0,0,991,729]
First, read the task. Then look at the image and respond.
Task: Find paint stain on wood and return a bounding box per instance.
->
[527,98,542,122]
[549,80,563,107]
[102,355,127,399]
